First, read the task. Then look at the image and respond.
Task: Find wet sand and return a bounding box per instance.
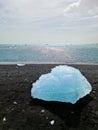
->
[0,64,98,130]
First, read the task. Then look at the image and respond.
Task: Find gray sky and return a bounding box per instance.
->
[0,0,98,44]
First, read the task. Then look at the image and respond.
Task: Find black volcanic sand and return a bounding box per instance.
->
[0,64,98,130]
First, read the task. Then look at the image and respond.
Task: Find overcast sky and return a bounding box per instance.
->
[0,0,98,44]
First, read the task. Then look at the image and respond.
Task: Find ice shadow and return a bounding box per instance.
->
[30,95,93,128]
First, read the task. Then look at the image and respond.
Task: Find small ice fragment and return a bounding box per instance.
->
[41,109,45,113]
[17,64,25,67]
[13,101,17,105]
[3,117,6,122]
[50,120,55,125]
[31,65,92,104]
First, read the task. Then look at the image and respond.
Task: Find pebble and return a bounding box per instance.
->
[71,111,74,114]
[16,66,18,69]
[31,80,33,83]
[11,108,14,111]
[25,78,28,81]
[50,120,55,125]
[46,117,48,119]
[95,111,98,116]
[94,97,97,100]
[22,109,25,112]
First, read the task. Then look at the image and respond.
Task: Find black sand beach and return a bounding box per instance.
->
[0,64,98,130]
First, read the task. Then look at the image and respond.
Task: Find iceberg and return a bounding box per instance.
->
[31,65,92,104]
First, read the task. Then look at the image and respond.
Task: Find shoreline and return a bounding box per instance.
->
[0,62,98,65]
[0,64,98,130]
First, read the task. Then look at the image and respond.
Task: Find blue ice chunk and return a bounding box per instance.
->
[31,65,92,104]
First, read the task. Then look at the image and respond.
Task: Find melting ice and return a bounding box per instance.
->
[31,65,92,104]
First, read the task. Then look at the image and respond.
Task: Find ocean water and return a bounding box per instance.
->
[0,43,98,63]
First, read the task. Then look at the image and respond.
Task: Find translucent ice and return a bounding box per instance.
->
[31,65,92,104]
[17,63,25,67]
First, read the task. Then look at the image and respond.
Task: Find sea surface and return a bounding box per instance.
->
[0,43,98,63]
